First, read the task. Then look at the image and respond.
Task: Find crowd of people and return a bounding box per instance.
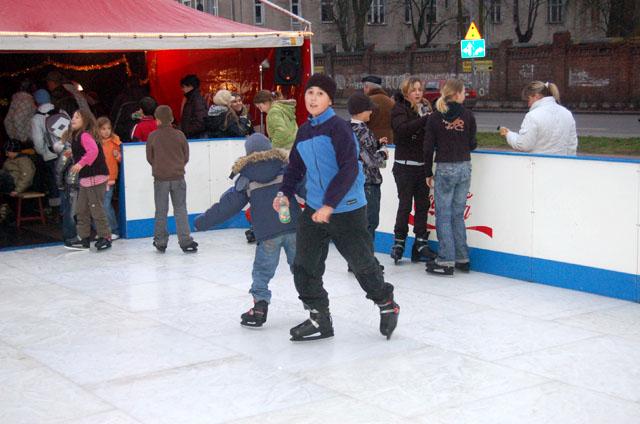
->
[0,68,578,341]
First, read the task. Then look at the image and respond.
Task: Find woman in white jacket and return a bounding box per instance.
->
[499,81,578,155]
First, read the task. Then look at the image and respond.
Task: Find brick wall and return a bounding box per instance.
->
[316,33,640,110]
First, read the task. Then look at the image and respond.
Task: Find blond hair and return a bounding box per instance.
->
[400,76,423,114]
[522,81,561,103]
[435,79,465,114]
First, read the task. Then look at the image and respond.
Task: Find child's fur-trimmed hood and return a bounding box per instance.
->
[231,148,289,176]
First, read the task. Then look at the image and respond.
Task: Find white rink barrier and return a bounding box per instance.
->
[120,138,640,302]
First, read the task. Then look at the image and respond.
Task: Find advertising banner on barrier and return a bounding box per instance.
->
[121,139,640,301]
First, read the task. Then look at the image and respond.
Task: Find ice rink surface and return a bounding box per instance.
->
[1,229,640,423]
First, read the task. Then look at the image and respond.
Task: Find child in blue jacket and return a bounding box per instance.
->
[275,74,399,342]
[195,134,301,327]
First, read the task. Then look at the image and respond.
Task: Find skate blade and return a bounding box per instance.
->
[240,322,265,329]
[290,332,334,342]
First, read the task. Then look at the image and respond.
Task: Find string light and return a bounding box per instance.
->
[0,54,133,78]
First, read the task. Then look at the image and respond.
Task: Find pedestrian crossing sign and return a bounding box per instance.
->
[464,22,482,40]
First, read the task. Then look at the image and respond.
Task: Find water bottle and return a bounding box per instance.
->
[277,192,291,224]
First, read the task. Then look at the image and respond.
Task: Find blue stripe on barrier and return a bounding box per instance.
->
[124,210,250,239]
[373,231,639,302]
[122,210,638,303]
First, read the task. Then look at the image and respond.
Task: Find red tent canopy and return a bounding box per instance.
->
[0,0,310,50]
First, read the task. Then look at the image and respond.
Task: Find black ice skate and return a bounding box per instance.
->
[377,299,400,340]
[426,260,454,276]
[290,308,334,341]
[390,238,406,264]
[240,300,268,328]
[411,236,436,263]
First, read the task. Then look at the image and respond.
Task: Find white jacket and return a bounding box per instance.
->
[506,96,578,155]
[31,103,58,162]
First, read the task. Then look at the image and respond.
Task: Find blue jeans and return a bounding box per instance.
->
[61,187,77,241]
[434,162,472,266]
[251,232,296,303]
[103,184,119,235]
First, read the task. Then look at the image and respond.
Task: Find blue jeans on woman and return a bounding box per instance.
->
[250,232,296,303]
[434,162,472,266]
[103,184,119,236]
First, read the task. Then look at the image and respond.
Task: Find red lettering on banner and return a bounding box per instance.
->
[409,191,493,238]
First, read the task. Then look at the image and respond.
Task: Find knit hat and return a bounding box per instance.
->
[245,133,272,155]
[154,105,174,125]
[213,90,233,107]
[305,74,337,102]
[347,92,376,115]
[33,89,51,106]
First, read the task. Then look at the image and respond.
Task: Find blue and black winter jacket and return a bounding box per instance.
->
[281,107,366,213]
[194,149,301,242]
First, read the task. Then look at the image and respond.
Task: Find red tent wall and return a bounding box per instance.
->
[147,39,313,132]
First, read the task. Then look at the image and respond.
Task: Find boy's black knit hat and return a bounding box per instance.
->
[347,92,376,115]
[305,74,337,102]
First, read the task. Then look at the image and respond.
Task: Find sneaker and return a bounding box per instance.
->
[240,300,269,328]
[153,241,167,253]
[111,234,120,241]
[290,308,334,342]
[95,237,112,251]
[181,241,198,253]
[455,262,471,272]
[64,237,90,251]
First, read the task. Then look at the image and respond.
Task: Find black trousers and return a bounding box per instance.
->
[293,206,394,311]
[393,163,429,239]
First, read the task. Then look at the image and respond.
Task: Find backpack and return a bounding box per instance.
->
[38,108,71,153]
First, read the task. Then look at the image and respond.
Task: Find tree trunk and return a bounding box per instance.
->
[457,0,464,38]
[352,0,373,51]
[608,0,638,37]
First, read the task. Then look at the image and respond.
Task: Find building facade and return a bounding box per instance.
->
[179,0,608,52]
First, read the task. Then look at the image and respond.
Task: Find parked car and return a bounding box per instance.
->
[423,79,477,109]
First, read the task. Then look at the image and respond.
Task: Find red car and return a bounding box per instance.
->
[423,80,477,109]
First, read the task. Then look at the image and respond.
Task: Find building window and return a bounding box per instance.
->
[444,0,449,8]
[181,0,192,7]
[210,0,218,15]
[291,0,301,28]
[254,0,264,25]
[321,0,334,23]
[425,0,436,23]
[405,0,412,24]
[548,0,563,23]
[491,0,502,24]
[368,0,386,25]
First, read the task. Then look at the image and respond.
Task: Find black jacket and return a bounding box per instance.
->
[390,93,430,163]
[423,104,477,177]
[180,90,207,138]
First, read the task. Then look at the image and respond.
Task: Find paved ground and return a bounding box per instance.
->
[1,229,639,423]
[334,106,640,138]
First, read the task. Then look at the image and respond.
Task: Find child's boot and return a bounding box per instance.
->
[181,241,198,253]
[64,237,90,251]
[390,237,406,264]
[240,300,269,328]
[377,297,400,340]
[290,306,334,341]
